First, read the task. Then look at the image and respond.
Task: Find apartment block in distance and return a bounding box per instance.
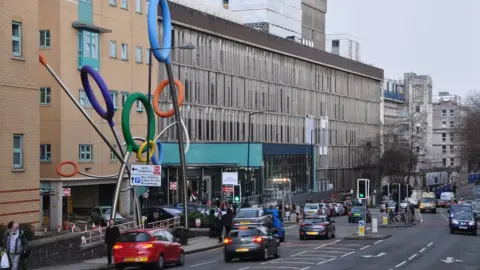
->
[38,0,157,230]
[0,0,41,226]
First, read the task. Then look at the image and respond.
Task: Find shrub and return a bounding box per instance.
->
[180,211,210,228]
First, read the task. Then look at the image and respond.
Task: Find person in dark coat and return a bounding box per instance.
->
[223,209,233,237]
[104,219,121,265]
[214,213,224,243]
[208,209,216,238]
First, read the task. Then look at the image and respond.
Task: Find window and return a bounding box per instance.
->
[78,30,99,68]
[450,136,454,142]
[121,92,129,106]
[136,100,144,111]
[450,145,454,153]
[442,133,446,142]
[136,46,142,63]
[450,109,454,117]
[442,109,447,117]
[12,21,22,57]
[110,91,118,109]
[442,145,446,153]
[40,87,51,105]
[110,149,117,162]
[40,144,51,162]
[39,30,51,48]
[415,106,420,113]
[442,158,446,166]
[416,146,420,153]
[416,126,420,134]
[450,158,454,166]
[121,43,128,60]
[90,32,98,59]
[442,120,447,126]
[79,89,91,107]
[332,40,339,47]
[136,0,142,13]
[121,0,128,9]
[109,0,116,5]
[109,40,117,58]
[146,0,150,15]
[13,134,23,169]
[145,48,150,64]
[79,144,93,161]
[449,121,454,128]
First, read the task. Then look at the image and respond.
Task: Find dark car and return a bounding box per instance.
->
[449,211,477,235]
[299,215,336,240]
[348,206,371,223]
[142,206,182,227]
[473,205,480,221]
[223,225,280,262]
[174,203,206,213]
[232,208,272,228]
[448,204,473,224]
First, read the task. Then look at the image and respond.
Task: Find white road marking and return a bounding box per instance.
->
[319,247,355,251]
[297,254,337,258]
[285,224,297,229]
[290,251,308,257]
[440,210,449,221]
[330,244,364,247]
[419,247,426,253]
[427,242,434,247]
[314,240,340,249]
[188,237,208,243]
[237,267,250,270]
[300,267,311,270]
[374,240,384,245]
[252,267,299,269]
[317,258,336,265]
[395,261,407,267]
[260,258,282,265]
[186,247,222,256]
[189,260,217,267]
[341,251,355,257]
[408,254,417,260]
[270,262,315,265]
[289,257,325,260]
[360,245,371,250]
[311,250,347,254]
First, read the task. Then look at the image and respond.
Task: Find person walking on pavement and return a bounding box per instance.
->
[223,208,233,237]
[241,199,250,208]
[215,213,224,243]
[208,209,216,238]
[104,219,120,265]
[3,223,28,270]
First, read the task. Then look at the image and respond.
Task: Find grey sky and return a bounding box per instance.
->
[326,0,479,96]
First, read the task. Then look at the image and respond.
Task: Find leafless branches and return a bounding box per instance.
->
[458,91,480,167]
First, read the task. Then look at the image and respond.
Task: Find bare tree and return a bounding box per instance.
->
[458,91,480,168]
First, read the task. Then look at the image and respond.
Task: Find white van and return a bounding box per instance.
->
[440,192,455,202]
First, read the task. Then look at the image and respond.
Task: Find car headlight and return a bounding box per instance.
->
[450,214,454,218]
[469,221,475,226]
[452,219,458,224]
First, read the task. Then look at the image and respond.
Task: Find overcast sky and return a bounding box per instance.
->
[326,0,479,97]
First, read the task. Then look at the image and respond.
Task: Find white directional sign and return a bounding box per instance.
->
[130,164,162,187]
[441,257,462,264]
[362,252,386,258]
[472,186,480,194]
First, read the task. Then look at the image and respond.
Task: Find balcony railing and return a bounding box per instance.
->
[384,91,405,102]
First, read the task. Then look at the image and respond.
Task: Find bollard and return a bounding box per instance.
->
[383,214,388,225]
[65,220,69,231]
[44,227,47,232]
[372,218,378,233]
[92,222,96,228]
[57,224,61,232]
[85,225,87,231]
[358,220,365,236]
[72,224,76,232]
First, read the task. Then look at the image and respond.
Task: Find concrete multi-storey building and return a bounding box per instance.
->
[300,0,327,50]
[431,92,467,183]
[0,0,41,226]
[326,34,360,62]
[38,0,382,228]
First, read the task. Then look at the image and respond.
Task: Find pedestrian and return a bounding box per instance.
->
[104,219,120,265]
[214,213,224,243]
[295,204,301,223]
[208,209,216,238]
[223,208,233,237]
[241,199,250,208]
[3,223,28,270]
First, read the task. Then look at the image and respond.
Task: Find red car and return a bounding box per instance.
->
[113,228,185,270]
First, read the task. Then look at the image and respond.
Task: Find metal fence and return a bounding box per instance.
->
[80,217,181,246]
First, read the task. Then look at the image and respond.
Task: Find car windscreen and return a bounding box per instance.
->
[304,218,327,224]
[101,208,111,215]
[350,207,363,213]
[235,210,258,218]
[163,208,182,216]
[421,198,435,203]
[451,205,472,213]
[304,204,319,210]
[454,213,474,221]
[228,229,258,238]
[116,232,151,242]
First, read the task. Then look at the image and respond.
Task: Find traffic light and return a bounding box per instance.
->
[357,179,369,200]
[233,184,241,203]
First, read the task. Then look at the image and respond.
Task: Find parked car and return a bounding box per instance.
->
[142,206,182,227]
[113,229,184,269]
[91,206,124,226]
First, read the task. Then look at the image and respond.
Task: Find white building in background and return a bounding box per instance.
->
[325,34,360,61]
[168,0,243,23]
[227,0,303,41]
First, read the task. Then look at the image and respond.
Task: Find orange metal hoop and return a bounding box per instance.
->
[56,161,80,177]
[153,79,185,118]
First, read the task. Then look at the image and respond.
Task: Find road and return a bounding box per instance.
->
[170,208,479,270]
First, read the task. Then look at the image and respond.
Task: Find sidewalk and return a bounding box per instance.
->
[33,237,222,270]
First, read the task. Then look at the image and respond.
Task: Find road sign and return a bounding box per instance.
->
[441,257,462,264]
[195,218,201,228]
[142,192,149,199]
[222,184,234,199]
[358,220,365,236]
[170,182,177,191]
[62,188,71,197]
[130,164,162,187]
[473,186,480,194]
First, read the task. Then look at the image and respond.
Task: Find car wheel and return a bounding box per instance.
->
[274,245,280,258]
[326,231,331,239]
[157,255,164,270]
[261,247,269,261]
[224,253,232,263]
[177,251,185,266]
[299,235,305,240]
[115,265,124,270]
[449,228,455,234]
